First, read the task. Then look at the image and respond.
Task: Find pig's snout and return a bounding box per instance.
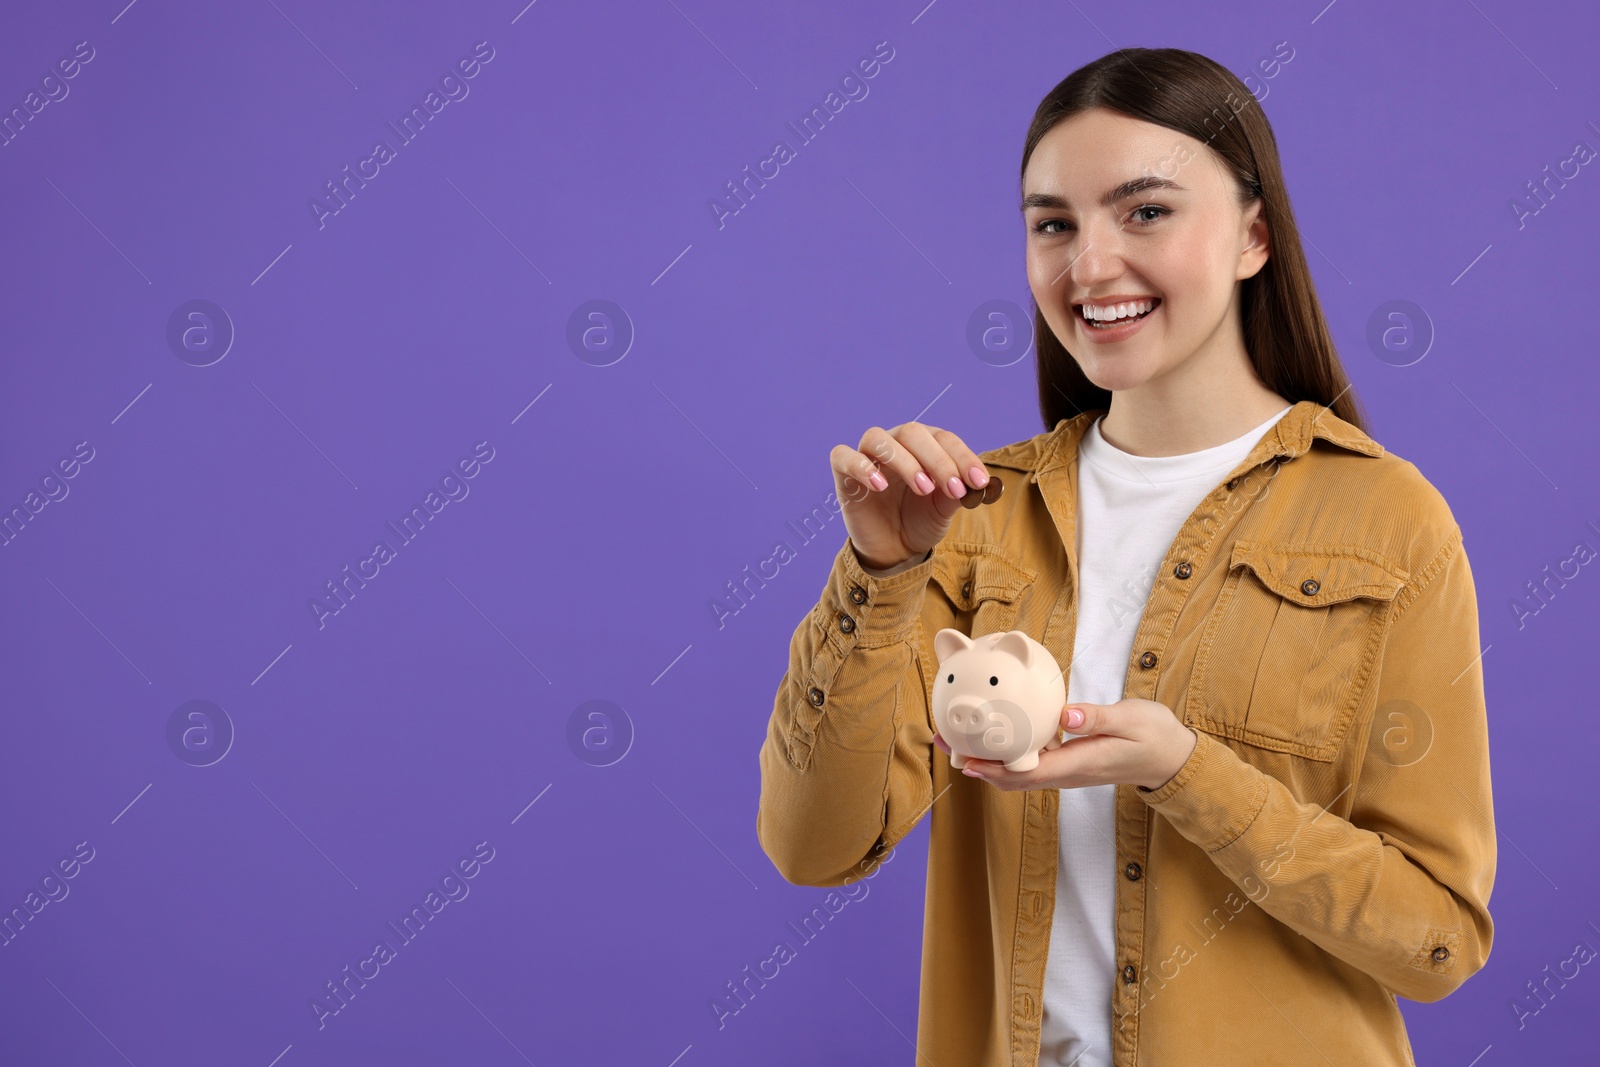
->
[946,696,982,727]
[946,696,1020,752]
[946,696,995,730]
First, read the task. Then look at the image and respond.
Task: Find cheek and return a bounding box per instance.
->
[1025,255,1074,330]
[1024,246,1056,294]
[1026,236,1084,292]
[1140,245,1211,314]
[1159,223,1233,296]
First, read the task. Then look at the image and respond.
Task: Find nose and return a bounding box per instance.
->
[1063,227,1129,292]
[946,697,1020,747]
[947,696,983,727]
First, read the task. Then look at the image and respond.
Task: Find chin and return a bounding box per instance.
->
[1076,354,1164,393]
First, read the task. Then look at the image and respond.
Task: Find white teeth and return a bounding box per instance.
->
[1081,299,1155,322]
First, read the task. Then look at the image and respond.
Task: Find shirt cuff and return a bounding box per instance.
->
[858,546,933,578]
[828,538,936,642]
[1135,728,1271,854]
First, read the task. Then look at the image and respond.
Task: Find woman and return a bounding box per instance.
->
[756,48,1494,1067]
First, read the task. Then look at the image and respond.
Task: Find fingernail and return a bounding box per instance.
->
[946,476,965,498]
[914,471,934,494]
[962,767,982,777]
[1066,708,1084,728]
[969,465,988,488]
[869,471,887,491]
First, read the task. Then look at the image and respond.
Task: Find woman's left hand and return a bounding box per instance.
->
[933,699,1199,792]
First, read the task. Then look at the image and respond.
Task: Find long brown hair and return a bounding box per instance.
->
[1021,47,1368,434]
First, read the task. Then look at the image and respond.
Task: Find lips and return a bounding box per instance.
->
[1070,297,1161,344]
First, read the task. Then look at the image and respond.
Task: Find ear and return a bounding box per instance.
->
[990,630,1034,667]
[934,628,973,663]
[1238,199,1270,280]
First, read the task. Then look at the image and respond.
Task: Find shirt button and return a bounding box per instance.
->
[1139,651,1158,669]
[1122,964,1137,984]
[1173,561,1192,579]
[1301,578,1320,596]
[961,580,973,599]
[808,687,825,707]
[1225,478,1240,490]
[1124,862,1142,881]
[848,585,867,605]
[839,614,856,634]
[1432,946,1450,962]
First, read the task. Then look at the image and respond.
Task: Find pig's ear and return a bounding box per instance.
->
[991,630,1033,667]
[934,628,972,662]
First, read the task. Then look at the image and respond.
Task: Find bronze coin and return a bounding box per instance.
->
[959,474,1004,508]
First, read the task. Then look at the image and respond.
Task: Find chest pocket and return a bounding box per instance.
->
[1185,539,1408,762]
[930,542,1037,640]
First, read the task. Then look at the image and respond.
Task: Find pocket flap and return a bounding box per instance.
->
[931,542,1036,611]
[1229,540,1408,607]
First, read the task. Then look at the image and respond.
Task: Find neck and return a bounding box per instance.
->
[1096,330,1290,457]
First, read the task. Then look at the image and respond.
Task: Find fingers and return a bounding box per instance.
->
[831,422,1001,508]
[830,431,914,501]
[861,422,991,501]
[956,753,1034,790]
[891,422,981,500]
[829,441,889,504]
[860,425,937,496]
[928,425,993,497]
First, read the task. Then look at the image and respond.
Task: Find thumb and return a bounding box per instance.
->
[1061,702,1103,736]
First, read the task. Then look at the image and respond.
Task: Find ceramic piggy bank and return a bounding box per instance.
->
[932,629,1066,772]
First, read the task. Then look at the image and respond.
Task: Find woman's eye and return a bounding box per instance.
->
[1032,206,1168,235]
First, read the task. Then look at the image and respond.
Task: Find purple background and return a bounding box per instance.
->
[1,0,1595,1063]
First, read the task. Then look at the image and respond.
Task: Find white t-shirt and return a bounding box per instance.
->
[1036,405,1292,1066]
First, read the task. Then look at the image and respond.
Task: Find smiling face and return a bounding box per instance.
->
[1022,107,1270,395]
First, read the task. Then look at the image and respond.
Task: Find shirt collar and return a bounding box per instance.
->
[1034,399,1384,478]
[1025,399,1383,583]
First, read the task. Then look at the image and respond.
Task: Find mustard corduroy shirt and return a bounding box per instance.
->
[757,401,1495,1066]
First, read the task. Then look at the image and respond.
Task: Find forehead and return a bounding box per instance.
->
[1022,108,1218,197]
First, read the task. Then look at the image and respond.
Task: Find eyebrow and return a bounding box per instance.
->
[1020,175,1187,212]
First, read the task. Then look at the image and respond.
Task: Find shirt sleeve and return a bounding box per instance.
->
[1137,525,1496,1002]
[757,537,942,887]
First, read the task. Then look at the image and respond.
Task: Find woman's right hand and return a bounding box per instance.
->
[830,422,992,571]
